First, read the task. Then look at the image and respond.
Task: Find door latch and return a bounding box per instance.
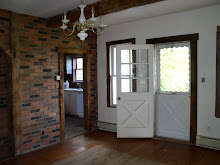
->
[116,97,121,100]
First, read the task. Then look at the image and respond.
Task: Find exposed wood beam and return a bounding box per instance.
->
[10,11,23,156]
[46,0,164,28]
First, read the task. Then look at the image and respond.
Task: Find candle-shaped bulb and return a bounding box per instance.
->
[91,7,95,18]
[64,12,67,20]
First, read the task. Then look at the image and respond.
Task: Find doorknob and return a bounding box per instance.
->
[116,97,121,100]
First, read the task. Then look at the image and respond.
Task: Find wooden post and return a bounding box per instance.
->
[59,52,65,140]
[10,11,23,156]
[84,52,91,130]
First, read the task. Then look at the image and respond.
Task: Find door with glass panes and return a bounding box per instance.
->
[116,44,155,138]
[156,42,191,141]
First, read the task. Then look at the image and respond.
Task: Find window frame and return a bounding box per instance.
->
[106,38,136,107]
[73,57,83,82]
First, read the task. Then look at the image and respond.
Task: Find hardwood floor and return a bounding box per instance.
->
[65,115,87,139]
[1,130,220,165]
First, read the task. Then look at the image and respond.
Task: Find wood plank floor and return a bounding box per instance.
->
[1,130,220,165]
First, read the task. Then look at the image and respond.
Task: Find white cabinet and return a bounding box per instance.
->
[69,91,77,115]
[64,90,83,117]
[64,91,77,115]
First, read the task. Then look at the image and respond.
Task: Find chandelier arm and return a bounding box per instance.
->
[63,23,77,36]
[91,27,104,36]
[63,29,74,36]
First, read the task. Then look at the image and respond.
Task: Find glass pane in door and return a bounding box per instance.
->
[159,45,190,92]
[120,49,149,93]
[131,64,149,78]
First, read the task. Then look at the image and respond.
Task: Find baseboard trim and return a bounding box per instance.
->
[196,136,220,150]
[97,121,116,132]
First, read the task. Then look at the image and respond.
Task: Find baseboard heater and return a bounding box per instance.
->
[196,136,220,150]
[97,121,117,132]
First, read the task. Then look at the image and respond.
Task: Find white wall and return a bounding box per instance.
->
[97,5,220,139]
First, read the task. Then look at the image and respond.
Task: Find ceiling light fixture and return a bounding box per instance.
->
[60,0,106,41]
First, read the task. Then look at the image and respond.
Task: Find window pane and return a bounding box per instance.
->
[137,50,148,63]
[121,50,130,63]
[110,46,116,76]
[121,79,130,92]
[131,64,149,78]
[135,78,149,92]
[77,58,83,69]
[121,64,130,77]
[160,46,190,92]
[66,56,72,74]
[112,76,117,105]
[113,47,116,75]
[76,70,83,81]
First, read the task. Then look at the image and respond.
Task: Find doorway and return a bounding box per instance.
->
[64,54,87,139]
[58,48,92,141]
[146,33,198,144]
[155,42,191,141]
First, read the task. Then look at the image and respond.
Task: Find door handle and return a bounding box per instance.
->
[116,97,121,100]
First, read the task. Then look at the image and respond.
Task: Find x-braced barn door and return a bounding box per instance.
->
[116,44,155,138]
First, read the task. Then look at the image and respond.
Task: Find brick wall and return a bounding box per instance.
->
[0,51,12,160]
[0,10,13,160]
[0,9,97,157]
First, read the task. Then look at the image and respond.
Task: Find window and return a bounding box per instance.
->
[73,57,83,82]
[66,56,73,74]
[156,42,190,93]
[106,38,135,107]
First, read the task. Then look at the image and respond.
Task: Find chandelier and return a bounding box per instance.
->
[60,0,106,41]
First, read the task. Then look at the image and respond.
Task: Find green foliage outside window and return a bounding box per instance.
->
[160,47,190,92]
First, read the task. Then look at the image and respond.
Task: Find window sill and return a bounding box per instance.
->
[73,81,83,83]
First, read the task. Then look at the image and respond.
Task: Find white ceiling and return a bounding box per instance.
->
[0,0,220,27]
[100,0,220,26]
[0,0,100,18]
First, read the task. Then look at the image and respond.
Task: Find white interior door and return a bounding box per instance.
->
[156,42,191,141]
[116,44,155,138]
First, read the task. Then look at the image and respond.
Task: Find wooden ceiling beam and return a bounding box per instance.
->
[46,0,164,28]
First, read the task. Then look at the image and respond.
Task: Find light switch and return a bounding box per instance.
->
[56,75,60,81]
[201,77,205,83]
